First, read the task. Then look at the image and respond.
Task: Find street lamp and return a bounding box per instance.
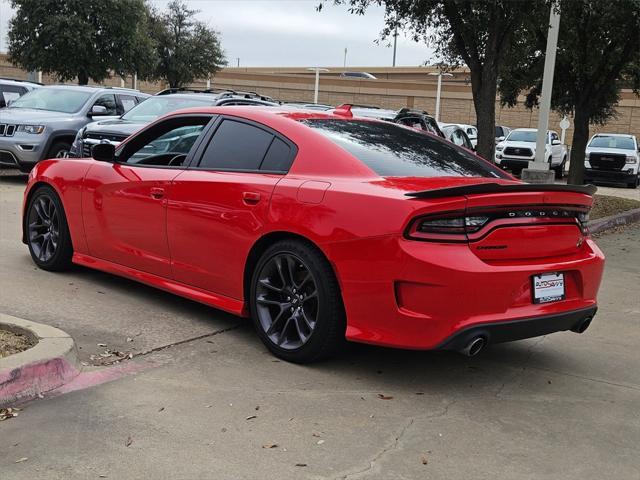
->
[307,67,330,104]
[428,71,453,122]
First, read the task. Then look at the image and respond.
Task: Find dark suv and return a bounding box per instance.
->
[71,88,279,158]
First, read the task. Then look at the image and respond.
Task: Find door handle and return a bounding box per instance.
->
[150,187,165,199]
[242,191,261,205]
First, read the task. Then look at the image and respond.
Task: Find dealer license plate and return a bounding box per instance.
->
[532,272,565,304]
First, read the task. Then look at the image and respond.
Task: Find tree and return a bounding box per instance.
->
[319,0,545,161]
[148,0,226,88]
[500,0,640,185]
[7,0,155,85]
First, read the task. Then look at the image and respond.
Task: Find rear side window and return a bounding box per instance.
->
[199,120,273,170]
[261,137,292,171]
[302,119,507,179]
[118,94,138,113]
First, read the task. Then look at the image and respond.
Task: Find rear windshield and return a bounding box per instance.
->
[588,136,635,150]
[301,119,506,178]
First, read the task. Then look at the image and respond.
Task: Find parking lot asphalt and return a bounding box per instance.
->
[1,171,639,479]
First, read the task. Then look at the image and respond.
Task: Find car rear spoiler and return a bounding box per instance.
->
[405,182,597,199]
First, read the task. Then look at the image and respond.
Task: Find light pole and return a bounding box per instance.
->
[307,67,329,104]
[523,0,561,183]
[428,71,453,121]
[392,24,398,67]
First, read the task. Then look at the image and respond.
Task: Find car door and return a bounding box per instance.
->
[82,114,214,277]
[168,116,297,299]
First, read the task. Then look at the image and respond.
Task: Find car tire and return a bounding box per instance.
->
[554,157,566,179]
[25,186,73,271]
[628,176,639,189]
[249,239,346,363]
[47,141,72,159]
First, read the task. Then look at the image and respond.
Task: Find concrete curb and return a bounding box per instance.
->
[0,313,80,407]
[589,207,640,234]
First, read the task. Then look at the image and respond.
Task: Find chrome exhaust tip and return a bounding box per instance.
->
[571,316,592,334]
[459,336,486,357]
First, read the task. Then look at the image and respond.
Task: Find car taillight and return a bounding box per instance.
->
[409,215,490,240]
[407,207,590,241]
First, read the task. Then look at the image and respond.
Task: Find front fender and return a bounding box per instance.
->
[23,159,94,254]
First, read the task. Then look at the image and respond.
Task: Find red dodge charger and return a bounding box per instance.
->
[23,106,605,362]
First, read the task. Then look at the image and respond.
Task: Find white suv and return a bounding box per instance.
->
[584,134,639,188]
[495,128,567,178]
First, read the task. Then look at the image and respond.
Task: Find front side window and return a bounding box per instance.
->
[302,119,507,178]
[198,120,273,171]
[119,117,211,167]
[118,95,138,113]
[93,94,118,116]
[8,88,92,113]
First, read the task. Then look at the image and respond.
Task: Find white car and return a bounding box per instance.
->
[495,128,567,178]
[584,134,639,188]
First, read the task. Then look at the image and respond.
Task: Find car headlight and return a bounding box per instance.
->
[496,144,504,151]
[626,155,638,164]
[17,124,45,134]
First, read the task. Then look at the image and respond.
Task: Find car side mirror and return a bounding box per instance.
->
[92,143,115,162]
[552,139,561,145]
[89,105,109,117]
[497,136,505,142]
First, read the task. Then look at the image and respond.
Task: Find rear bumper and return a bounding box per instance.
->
[328,235,605,350]
[437,306,597,351]
[584,168,637,184]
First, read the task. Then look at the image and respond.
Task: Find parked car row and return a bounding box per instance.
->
[2,78,637,187]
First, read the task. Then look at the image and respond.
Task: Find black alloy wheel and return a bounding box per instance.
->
[26,187,73,271]
[250,240,345,363]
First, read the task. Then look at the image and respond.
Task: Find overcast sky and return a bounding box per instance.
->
[0,0,435,67]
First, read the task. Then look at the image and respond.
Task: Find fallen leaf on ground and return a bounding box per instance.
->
[245,415,257,420]
[126,337,133,342]
[316,440,325,445]
[312,433,321,438]
[97,343,107,347]
[421,456,428,465]
[377,394,393,400]
[262,444,278,449]
[1,407,21,421]
[295,463,307,467]
[125,436,133,447]
[255,406,260,411]
[15,457,28,463]
[158,407,165,412]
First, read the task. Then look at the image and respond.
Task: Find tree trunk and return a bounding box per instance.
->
[567,106,590,185]
[472,69,498,162]
[77,72,89,85]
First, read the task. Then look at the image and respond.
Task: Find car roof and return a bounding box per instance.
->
[0,77,42,87]
[592,133,634,138]
[39,84,144,94]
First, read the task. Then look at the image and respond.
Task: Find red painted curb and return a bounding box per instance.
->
[0,357,79,406]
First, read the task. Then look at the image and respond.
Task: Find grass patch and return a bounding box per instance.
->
[590,195,640,220]
[0,329,36,358]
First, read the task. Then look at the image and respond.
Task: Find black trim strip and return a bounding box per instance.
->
[405,182,597,199]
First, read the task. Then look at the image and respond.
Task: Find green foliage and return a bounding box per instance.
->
[498,0,640,183]
[319,1,547,161]
[148,0,226,88]
[8,0,154,85]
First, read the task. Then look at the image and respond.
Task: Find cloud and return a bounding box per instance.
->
[0,0,434,67]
